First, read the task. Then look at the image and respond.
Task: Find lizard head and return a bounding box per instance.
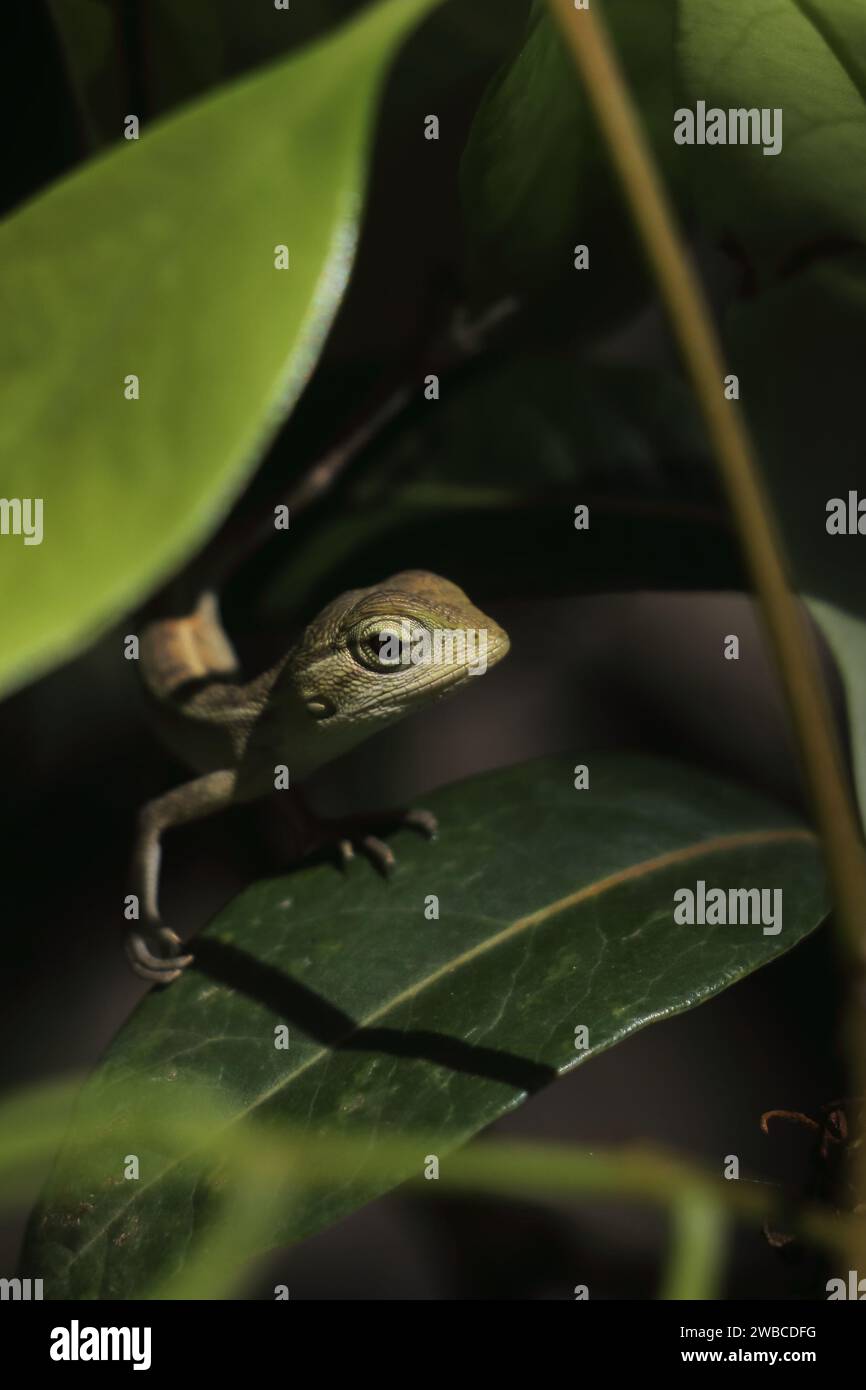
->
[284,570,509,750]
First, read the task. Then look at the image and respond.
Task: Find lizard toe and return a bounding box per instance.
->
[125,925,194,984]
[402,808,438,839]
[336,837,355,870]
[360,834,396,875]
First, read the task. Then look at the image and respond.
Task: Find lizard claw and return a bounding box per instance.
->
[125,923,193,985]
[333,807,438,875]
[359,834,396,875]
[402,808,438,839]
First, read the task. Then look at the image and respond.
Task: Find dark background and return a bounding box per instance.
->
[0,1,848,1299]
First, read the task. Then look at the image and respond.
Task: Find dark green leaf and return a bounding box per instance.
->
[460,0,682,318]
[47,0,366,148]
[25,753,825,1297]
[45,0,128,152]
[49,0,528,149]
[677,0,866,286]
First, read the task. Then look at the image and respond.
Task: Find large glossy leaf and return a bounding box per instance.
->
[23,754,825,1297]
[0,0,439,699]
[459,0,682,315]
[258,357,740,621]
[676,0,866,286]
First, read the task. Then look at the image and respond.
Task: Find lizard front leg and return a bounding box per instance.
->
[127,769,237,984]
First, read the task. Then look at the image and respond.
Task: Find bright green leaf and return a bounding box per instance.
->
[0,0,440,698]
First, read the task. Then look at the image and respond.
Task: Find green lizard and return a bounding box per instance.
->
[128,570,510,983]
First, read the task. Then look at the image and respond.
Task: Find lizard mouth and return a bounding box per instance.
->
[485,628,511,667]
[394,623,511,706]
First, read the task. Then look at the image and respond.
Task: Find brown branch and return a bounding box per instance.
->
[189,296,519,597]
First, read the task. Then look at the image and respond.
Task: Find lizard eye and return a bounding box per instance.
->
[350,621,406,673]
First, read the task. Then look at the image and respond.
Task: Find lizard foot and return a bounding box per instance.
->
[125,922,194,985]
[265,791,438,877]
[334,807,439,876]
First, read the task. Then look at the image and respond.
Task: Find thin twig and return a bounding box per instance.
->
[190,296,519,598]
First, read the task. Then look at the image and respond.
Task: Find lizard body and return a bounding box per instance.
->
[129,571,509,983]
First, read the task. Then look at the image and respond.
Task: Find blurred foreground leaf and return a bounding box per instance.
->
[0,0,439,697]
